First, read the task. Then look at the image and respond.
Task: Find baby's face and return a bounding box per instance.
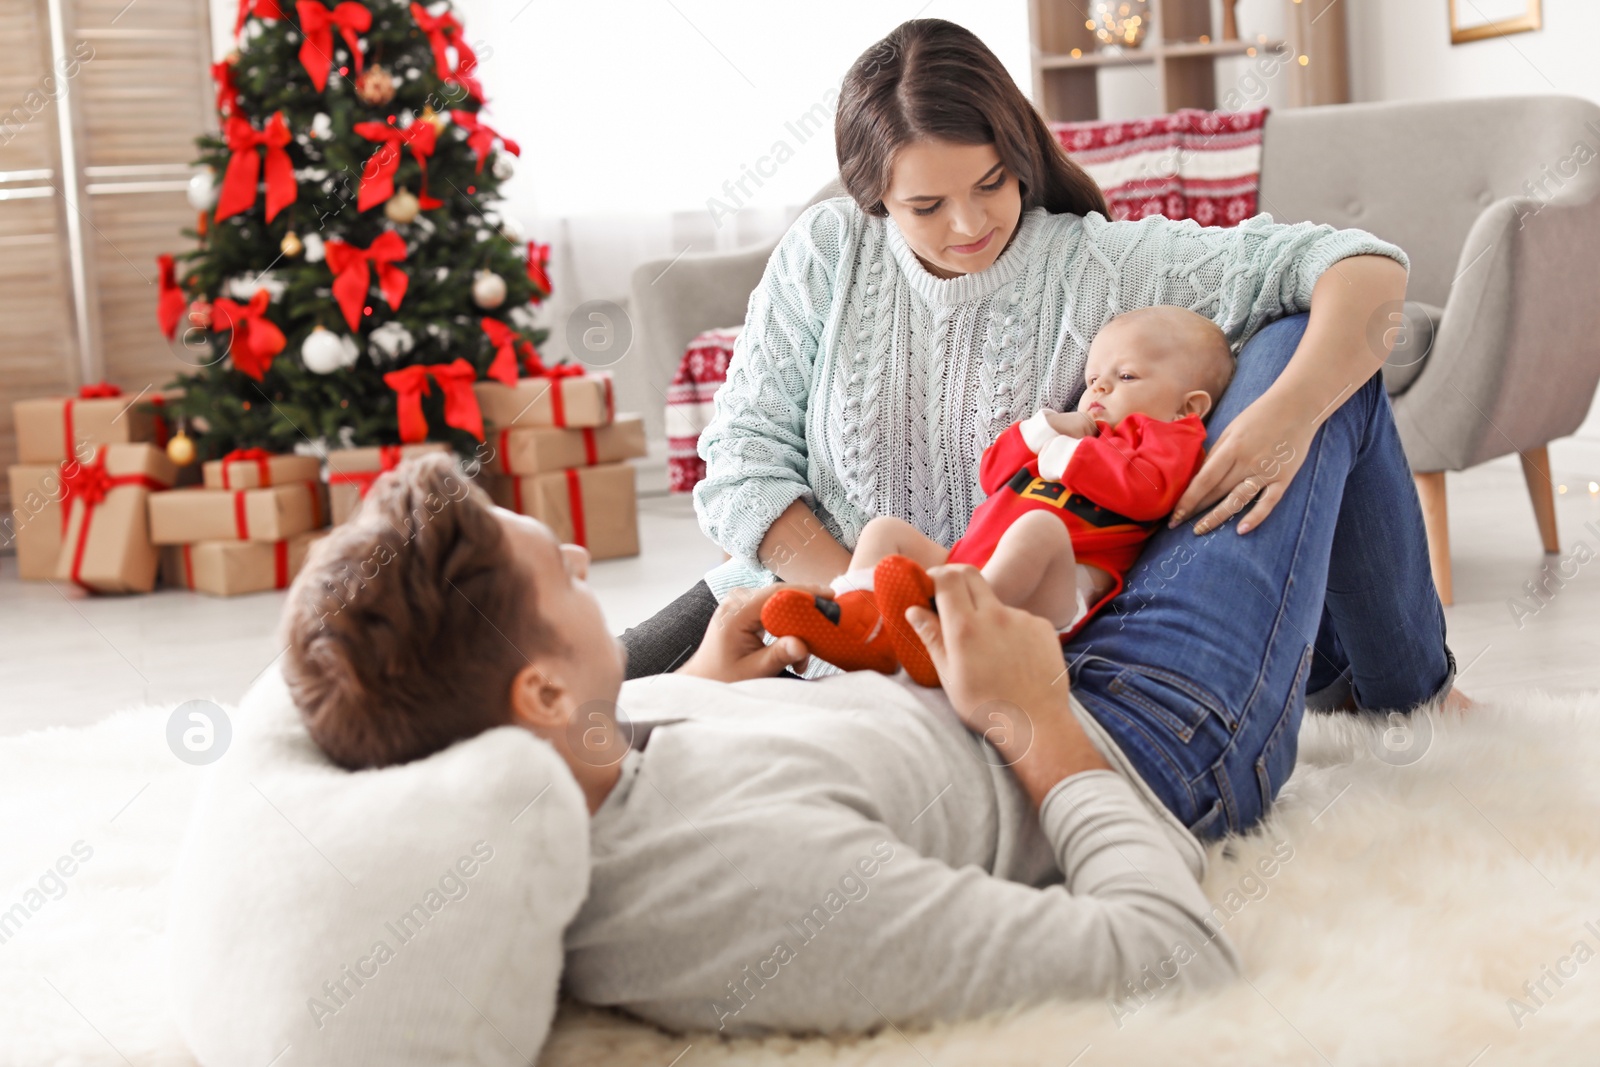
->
[1077,322,1207,426]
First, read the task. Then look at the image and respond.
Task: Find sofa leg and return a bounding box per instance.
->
[1519,445,1561,555]
[1414,472,1453,606]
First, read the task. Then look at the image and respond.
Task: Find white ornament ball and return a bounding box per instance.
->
[302,327,348,374]
[187,170,218,211]
[492,152,515,182]
[302,231,325,263]
[472,269,507,309]
[384,188,421,224]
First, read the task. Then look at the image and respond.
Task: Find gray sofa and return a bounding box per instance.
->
[629,95,1600,603]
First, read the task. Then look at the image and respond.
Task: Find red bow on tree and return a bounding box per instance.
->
[157,255,186,340]
[295,0,370,92]
[410,3,483,102]
[211,60,239,117]
[450,110,519,173]
[480,318,537,386]
[215,112,298,223]
[325,232,409,331]
[355,121,442,212]
[212,291,286,381]
[526,241,552,303]
[234,0,283,37]
[382,360,484,443]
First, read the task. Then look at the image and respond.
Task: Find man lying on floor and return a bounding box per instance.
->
[280,454,1239,1034]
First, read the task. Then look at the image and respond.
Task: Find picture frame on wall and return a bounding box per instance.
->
[1449,0,1542,44]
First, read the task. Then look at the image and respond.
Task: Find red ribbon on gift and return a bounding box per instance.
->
[526,241,551,302]
[481,318,538,386]
[410,3,482,101]
[383,360,484,443]
[325,232,409,331]
[157,255,185,340]
[212,291,286,381]
[494,427,600,476]
[295,0,370,92]
[450,110,519,173]
[273,538,290,587]
[218,447,272,488]
[59,446,168,589]
[234,0,283,37]
[211,60,239,117]
[215,112,298,223]
[515,351,589,428]
[328,443,402,498]
[59,383,124,464]
[355,121,442,213]
[228,482,320,539]
[565,468,587,547]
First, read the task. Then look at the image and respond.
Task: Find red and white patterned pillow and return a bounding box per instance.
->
[666,327,741,494]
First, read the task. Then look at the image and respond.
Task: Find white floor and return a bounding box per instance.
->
[4,450,1599,737]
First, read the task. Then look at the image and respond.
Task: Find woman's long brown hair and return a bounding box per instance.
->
[835,18,1110,219]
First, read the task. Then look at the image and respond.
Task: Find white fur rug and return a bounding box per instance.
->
[3,691,1598,1066]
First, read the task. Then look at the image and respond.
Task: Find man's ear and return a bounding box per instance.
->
[508,661,571,738]
[1181,389,1213,419]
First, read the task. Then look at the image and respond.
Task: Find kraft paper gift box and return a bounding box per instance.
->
[488,414,647,476]
[14,387,165,465]
[52,444,179,594]
[325,443,452,525]
[161,530,327,596]
[201,450,322,490]
[484,461,639,561]
[7,465,65,580]
[474,372,616,431]
[148,481,326,544]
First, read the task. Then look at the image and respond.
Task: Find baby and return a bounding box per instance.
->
[763,305,1235,686]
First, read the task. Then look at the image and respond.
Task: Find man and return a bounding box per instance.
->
[281,454,1239,1035]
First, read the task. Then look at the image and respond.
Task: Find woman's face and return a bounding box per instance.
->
[882,139,1022,279]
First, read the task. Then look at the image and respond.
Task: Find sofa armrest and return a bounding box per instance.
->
[625,241,777,442]
[1394,184,1600,471]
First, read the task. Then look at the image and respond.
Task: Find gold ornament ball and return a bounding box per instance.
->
[384,188,421,224]
[421,106,449,133]
[281,231,304,257]
[167,432,197,467]
[355,65,397,106]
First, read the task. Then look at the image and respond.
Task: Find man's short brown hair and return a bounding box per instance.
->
[281,453,557,769]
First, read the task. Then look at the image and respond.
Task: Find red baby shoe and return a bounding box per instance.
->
[760,588,898,674]
[873,555,941,687]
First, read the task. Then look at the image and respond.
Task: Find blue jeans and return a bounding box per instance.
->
[1062,312,1455,842]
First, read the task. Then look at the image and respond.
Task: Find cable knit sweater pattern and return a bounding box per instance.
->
[693,196,1410,603]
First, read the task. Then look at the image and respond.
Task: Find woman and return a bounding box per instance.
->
[621,19,1462,840]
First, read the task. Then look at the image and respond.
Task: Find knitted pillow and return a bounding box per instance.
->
[165,663,589,1067]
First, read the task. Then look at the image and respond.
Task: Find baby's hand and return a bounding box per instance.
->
[1044,410,1098,438]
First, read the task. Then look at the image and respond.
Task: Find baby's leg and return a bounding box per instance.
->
[851,516,949,572]
[981,512,1084,629]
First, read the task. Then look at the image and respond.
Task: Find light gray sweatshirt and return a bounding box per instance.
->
[562,669,1241,1034]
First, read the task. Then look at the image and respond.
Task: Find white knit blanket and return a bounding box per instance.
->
[4,691,1598,1065]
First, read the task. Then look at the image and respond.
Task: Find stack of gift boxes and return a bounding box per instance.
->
[472,371,645,560]
[7,387,177,592]
[150,451,330,596]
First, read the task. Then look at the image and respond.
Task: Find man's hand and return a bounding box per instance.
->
[674,583,819,684]
[903,566,1110,806]
[1044,410,1099,438]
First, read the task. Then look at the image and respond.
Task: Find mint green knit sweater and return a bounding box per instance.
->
[693,196,1409,603]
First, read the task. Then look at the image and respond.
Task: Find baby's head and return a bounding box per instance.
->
[1077,306,1234,426]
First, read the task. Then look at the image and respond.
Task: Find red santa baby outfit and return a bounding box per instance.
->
[945,408,1208,636]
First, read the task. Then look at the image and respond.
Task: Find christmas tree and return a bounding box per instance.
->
[156,0,555,461]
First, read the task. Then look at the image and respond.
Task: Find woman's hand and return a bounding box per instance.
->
[674,583,819,684]
[1169,392,1316,536]
[903,566,1109,806]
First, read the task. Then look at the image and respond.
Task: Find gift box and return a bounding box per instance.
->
[7,465,65,580]
[14,384,166,465]
[325,443,452,525]
[489,414,646,476]
[53,444,179,593]
[484,462,638,560]
[161,530,327,597]
[474,371,615,431]
[202,449,322,490]
[149,481,326,544]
